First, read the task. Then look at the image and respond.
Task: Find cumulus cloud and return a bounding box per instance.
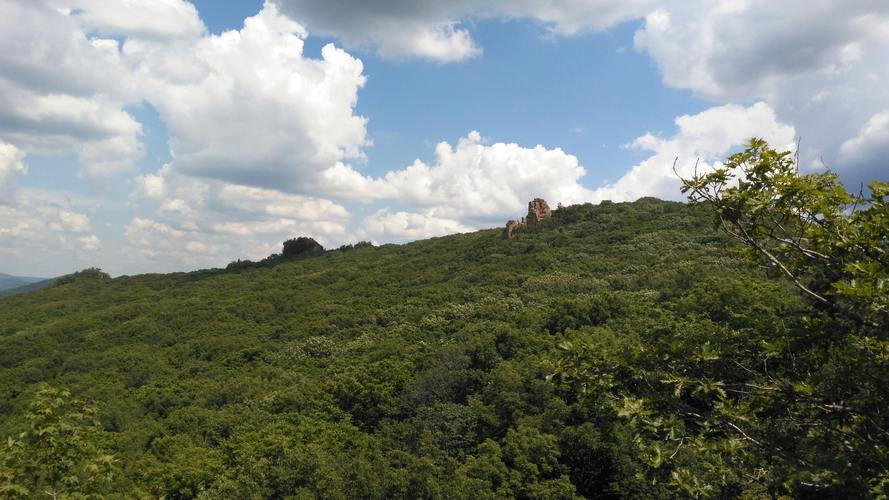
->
[1,1,368,190]
[0,188,104,275]
[0,143,26,197]
[120,213,284,273]
[633,0,889,175]
[57,0,206,40]
[591,102,797,202]
[126,2,368,193]
[125,165,355,272]
[338,103,795,244]
[839,110,889,178]
[634,1,889,101]
[134,170,167,199]
[326,131,600,241]
[358,210,474,242]
[79,234,102,251]
[56,210,91,233]
[275,0,653,62]
[1,0,368,273]
[347,108,788,242]
[0,2,143,178]
[274,0,484,62]
[326,131,595,224]
[122,217,213,271]
[129,127,594,263]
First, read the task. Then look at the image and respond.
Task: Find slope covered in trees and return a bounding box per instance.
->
[0,145,885,497]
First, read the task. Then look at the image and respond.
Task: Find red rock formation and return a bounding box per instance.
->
[503,198,553,239]
[503,220,521,239]
[525,198,552,225]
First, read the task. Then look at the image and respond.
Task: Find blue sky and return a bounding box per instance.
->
[1,0,887,277]
[185,1,706,183]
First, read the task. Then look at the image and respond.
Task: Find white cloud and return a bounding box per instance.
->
[358,210,474,242]
[159,198,197,218]
[633,0,889,175]
[341,104,791,223]
[1,1,368,189]
[0,206,41,243]
[326,131,595,224]
[125,165,355,272]
[58,0,206,40]
[325,130,603,241]
[634,1,889,101]
[0,188,104,275]
[58,210,92,232]
[0,142,26,197]
[275,0,653,62]
[216,184,351,222]
[378,22,480,62]
[591,102,797,202]
[121,211,333,273]
[126,217,186,242]
[79,234,102,251]
[1,1,374,276]
[122,217,227,272]
[185,240,215,255]
[126,2,369,193]
[0,2,144,178]
[839,110,889,176]
[134,170,167,199]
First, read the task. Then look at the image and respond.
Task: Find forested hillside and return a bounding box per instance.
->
[1,149,886,498]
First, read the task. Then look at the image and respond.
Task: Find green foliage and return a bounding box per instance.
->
[0,386,117,499]
[53,268,111,287]
[282,236,325,259]
[2,175,883,498]
[682,137,888,317]
[552,139,888,497]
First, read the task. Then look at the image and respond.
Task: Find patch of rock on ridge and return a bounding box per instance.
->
[503,198,553,239]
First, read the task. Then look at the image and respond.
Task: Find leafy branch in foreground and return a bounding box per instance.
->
[680,137,888,320]
[553,139,888,497]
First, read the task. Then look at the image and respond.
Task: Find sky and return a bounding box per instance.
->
[1,0,887,277]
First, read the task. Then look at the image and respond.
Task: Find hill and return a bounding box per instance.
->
[0,197,883,498]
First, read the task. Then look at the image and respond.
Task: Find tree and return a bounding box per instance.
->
[282,237,324,259]
[0,386,117,499]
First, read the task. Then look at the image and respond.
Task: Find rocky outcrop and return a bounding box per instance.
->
[503,219,522,239]
[503,198,553,239]
[526,198,552,225]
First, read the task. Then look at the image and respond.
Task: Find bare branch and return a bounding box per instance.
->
[727,422,762,446]
[735,223,829,304]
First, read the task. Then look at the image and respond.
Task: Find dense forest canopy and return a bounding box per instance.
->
[0,142,886,498]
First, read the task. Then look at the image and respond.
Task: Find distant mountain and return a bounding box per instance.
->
[0,273,45,292]
[0,273,57,297]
